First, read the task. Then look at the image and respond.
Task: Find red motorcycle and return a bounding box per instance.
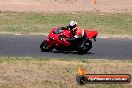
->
[40,27,98,55]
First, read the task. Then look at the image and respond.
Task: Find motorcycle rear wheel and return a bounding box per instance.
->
[77,40,92,55]
[84,40,92,53]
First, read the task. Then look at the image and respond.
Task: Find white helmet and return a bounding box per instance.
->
[69,21,77,26]
[69,21,77,30]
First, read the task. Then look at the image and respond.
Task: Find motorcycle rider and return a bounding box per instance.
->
[61,21,85,41]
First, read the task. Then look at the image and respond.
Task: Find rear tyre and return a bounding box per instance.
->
[77,40,92,55]
[77,50,85,55]
[40,40,54,52]
[84,40,92,53]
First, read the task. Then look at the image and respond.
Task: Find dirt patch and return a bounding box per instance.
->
[0,0,132,13]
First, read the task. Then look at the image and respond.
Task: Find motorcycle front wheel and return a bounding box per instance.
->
[40,40,54,52]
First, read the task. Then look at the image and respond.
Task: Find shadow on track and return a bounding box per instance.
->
[52,51,94,55]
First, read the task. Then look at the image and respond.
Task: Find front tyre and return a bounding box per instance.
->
[40,40,54,52]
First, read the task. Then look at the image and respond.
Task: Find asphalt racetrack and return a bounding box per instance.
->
[0,34,132,59]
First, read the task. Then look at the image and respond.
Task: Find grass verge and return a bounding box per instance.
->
[0,57,132,88]
[0,11,132,35]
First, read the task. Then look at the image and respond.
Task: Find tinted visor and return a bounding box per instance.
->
[69,24,76,30]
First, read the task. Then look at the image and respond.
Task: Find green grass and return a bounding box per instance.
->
[0,57,132,88]
[0,11,132,35]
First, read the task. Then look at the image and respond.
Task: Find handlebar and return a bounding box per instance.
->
[58,35,67,40]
